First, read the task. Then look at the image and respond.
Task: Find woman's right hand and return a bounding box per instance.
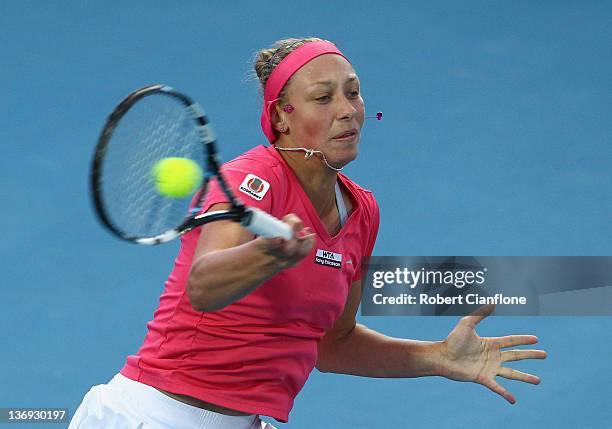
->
[256,214,316,269]
[188,207,317,312]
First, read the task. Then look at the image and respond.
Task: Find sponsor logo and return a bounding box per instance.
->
[315,249,342,269]
[247,177,264,193]
[239,174,270,201]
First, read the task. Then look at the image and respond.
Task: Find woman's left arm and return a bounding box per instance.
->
[316,279,442,378]
[316,281,547,404]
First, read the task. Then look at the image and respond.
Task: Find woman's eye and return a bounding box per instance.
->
[315,91,359,102]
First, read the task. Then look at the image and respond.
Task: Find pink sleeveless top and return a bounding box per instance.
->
[121,145,379,422]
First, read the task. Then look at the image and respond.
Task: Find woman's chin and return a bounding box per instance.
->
[328,148,358,169]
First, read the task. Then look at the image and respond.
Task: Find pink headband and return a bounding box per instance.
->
[260,40,348,143]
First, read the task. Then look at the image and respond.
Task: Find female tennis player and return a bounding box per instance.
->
[70,38,547,429]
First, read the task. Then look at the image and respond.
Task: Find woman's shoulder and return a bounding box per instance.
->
[224,145,283,171]
[339,173,378,208]
[219,145,286,189]
[216,145,288,212]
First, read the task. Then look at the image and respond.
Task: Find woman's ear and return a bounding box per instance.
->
[272,104,288,133]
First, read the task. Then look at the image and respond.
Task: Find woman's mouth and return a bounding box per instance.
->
[332,129,358,141]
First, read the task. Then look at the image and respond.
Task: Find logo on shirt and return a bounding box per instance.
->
[239,174,270,201]
[314,249,342,269]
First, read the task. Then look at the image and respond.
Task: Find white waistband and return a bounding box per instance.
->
[110,373,258,429]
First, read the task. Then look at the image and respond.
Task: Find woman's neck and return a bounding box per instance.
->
[276,147,338,218]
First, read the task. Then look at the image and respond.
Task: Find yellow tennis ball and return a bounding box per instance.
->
[152,157,203,198]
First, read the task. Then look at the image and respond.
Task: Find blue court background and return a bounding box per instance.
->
[2,1,611,428]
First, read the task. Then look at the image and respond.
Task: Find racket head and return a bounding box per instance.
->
[90,85,213,244]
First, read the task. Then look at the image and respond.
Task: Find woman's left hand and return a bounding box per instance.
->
[438,304,547,404]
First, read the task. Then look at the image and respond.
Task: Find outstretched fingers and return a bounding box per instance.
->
[482,378,516,404]
[461,304,496,328]
[498,367,541,385]
[501,349,547,362]
[491,335,539,349]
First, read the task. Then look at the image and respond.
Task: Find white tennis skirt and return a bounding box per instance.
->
[68,373,276,429]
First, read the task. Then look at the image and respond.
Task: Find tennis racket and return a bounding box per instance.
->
[90,84,293,245]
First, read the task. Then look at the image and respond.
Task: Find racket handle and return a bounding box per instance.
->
[241,207,293,240]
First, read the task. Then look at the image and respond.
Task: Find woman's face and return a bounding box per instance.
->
[279,54,365,169]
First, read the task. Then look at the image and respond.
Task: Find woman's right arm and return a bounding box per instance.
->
[186,203,315,312]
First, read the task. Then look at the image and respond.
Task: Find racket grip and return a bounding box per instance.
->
[241,207,293,240]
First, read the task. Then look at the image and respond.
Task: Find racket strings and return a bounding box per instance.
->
[101,95,204,238]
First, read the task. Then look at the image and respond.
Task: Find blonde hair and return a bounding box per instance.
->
[252,37,324,99]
